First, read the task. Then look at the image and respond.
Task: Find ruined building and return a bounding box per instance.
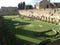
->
[35,0,60,9]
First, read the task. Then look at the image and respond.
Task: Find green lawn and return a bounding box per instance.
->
[3,15,60,45]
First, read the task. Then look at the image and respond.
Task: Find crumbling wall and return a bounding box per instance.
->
[18,9,60,24]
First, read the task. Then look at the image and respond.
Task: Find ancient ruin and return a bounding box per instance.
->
[35,0,60,9]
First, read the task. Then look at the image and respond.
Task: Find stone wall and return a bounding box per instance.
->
[0,16,4,28]
[18,9,60,23]
[0,7,18,15]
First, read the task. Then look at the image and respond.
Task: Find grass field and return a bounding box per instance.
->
[3,15,60,45]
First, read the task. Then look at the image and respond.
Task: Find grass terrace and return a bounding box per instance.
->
[3,15,60,45]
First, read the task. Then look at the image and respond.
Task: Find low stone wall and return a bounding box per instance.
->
[18,9,60,24]
[0,16,4,28]
[0,16,8,45]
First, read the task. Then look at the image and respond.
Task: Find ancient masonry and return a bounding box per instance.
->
[18,9,60,24]
[18,0,60,24]
[35,0,60,9]
[0,7,18,15]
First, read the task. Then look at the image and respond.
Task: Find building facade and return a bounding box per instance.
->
[35,0,60,9]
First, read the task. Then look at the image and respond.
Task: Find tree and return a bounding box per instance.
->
[18,2,25,9]
[18,2,33,10]
[25,5,33,9]
[23,2,25,9]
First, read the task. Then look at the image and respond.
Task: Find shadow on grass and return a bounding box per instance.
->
[5,19,48,39]
[4,19,54,45]
[4,28,35,45]
[4,19,37,45]
[6,19,30,26]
